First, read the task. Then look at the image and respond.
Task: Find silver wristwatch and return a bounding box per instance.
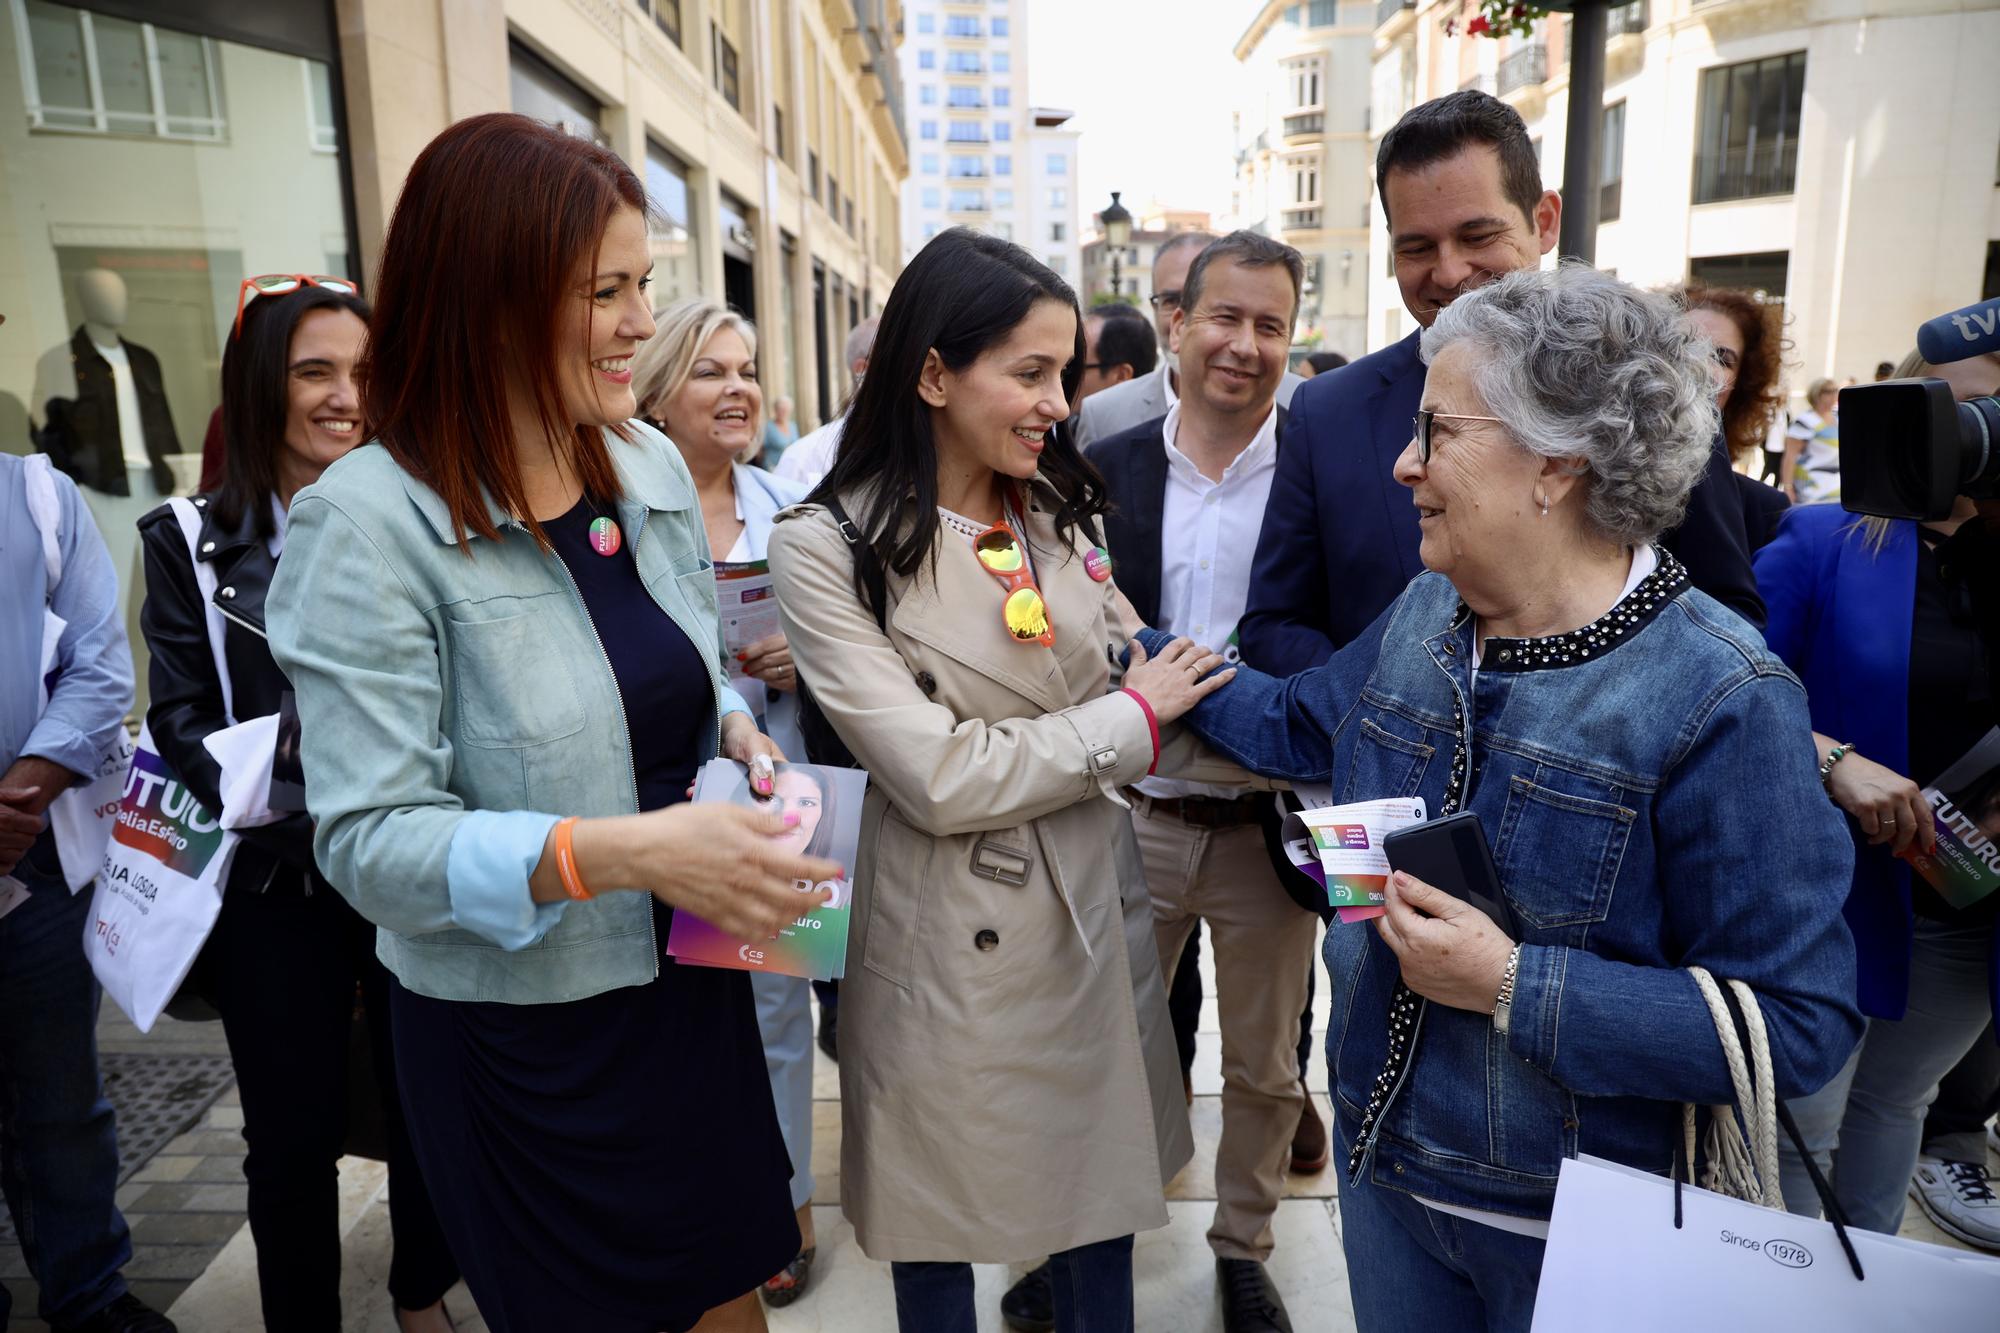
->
[1493,945,1522,1036]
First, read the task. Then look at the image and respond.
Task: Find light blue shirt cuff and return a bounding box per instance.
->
[444,809,568,949]
[720,684,752,720]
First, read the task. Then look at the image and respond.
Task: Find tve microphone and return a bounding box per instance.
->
[1916,298,2000,365]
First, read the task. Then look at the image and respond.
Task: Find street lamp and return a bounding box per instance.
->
[1101,191,1133,302]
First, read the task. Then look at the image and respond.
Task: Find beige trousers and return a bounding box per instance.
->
[1133,797,1317,1262]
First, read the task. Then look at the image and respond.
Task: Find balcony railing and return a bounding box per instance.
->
[1283,111,1324,139]
[1693,143,1799,204]
[1281,206,1322,231]
[946,166,988,178]
[1497,44,1547,96]
[1606,0,1648,38]
[1376,0,1415,26]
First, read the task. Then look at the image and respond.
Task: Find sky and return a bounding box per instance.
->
[1024,0,1262,232]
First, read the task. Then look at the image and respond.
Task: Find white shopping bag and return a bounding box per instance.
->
[84,723,237,1032]
[1530,1154,2000,1330]
[24,455,133,892]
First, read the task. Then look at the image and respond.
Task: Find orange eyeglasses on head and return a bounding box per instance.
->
[232,273,360,339]
[973,523,1054,648]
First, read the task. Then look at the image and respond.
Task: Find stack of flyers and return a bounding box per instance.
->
[1279,795,1427,923]
[1902,727,2000,913]
[665,758,868,981]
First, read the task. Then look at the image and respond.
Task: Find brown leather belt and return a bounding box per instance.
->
[1123,787,1266,829]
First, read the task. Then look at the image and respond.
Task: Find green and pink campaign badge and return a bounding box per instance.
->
[665,758,868,981]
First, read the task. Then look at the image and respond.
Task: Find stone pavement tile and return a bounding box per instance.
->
[131,1211,246,1246]
[181,1155,252,1184]
[202,1104,245,1130]
[129,1155,200,1185]
[159,1129,248,1158]
[123,1244,225,1282]
[126,1181,249,1213]
[811,1098,843,1208]
[1167,1093,1337,1203]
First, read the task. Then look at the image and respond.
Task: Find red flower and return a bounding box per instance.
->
[1468,14,1492,34]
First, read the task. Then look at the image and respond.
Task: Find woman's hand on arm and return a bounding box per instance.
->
[530,804,842,942]
[1375,872,1515,1013]
[1815,732,1934,855]
[1120,636,1236,724]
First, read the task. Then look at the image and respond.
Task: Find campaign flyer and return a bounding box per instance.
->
[1902,727,2000,912]
[1280,795,1427,923]
[665,758,866,981]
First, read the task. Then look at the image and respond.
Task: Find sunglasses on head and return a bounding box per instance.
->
[1411,409,1506,464]
[233,273,359,339]
[973,523,1054,648]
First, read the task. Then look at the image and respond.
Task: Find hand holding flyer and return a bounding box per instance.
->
[1279,794,1428,923]
[1901,727,2000,912]
[666,757,868,981]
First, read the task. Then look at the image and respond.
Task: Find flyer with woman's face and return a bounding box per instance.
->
[664,758,867,981]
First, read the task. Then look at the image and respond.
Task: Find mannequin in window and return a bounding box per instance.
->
[32,268,183,623]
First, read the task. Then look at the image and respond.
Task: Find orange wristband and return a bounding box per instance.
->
[552,816,592,901]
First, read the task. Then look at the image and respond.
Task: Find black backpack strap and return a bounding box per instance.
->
[822,496,887,632]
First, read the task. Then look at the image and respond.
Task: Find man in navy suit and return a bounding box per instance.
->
[1240,90,1762,677]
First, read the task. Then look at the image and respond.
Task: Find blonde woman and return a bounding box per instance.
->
[632,298,820,1307]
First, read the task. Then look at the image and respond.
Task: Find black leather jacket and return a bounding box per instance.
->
[137,492,318,894]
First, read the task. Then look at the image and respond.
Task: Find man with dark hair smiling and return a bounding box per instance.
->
[1240,90,1762,677]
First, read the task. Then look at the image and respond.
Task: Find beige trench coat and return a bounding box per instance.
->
[768,479,1247,1263]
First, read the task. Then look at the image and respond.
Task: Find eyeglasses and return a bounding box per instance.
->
[973,523,1053,648]
[233,273,359,338]
[1411,409,1507,464]
[1148,289,1182,310]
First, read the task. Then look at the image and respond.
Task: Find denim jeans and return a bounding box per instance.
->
[890,1233,1133,1333]
[1335,1127,1548,1333]
[1779,917,1994,1233]
[0,831,132,1325]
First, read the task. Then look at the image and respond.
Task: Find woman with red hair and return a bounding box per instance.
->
[267,113,839,1332]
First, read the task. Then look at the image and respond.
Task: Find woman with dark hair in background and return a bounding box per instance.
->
[137,279,460,1331]
[1680,284,1791,550]
[768,227,1248,1332]
[266,114,840,1332]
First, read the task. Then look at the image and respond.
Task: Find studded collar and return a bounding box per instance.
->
[1461,547,1689,674]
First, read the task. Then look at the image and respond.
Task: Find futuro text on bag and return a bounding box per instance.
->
[85,723,236,1032]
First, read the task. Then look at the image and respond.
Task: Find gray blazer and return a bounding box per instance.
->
[1073,362,1304,451]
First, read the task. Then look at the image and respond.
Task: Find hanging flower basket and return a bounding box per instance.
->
[1444,2,1551,39]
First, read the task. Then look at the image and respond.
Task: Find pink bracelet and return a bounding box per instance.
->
[1119,688,1160,775]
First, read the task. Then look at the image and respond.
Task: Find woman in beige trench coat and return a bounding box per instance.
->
[767,229,1246,1331]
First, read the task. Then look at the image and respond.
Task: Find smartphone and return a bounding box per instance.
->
[1381,812,1520,940]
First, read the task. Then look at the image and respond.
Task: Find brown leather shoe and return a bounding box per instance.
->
[1289,1081,1328,1173]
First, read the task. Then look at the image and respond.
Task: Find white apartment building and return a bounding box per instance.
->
[896,0,1078,277]
[1230,0,1377,360]
[1365,0,2000,397]
[1079,207,1216,308]
[1026,106,1081,283]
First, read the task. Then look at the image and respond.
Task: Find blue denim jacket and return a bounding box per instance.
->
[1138,557,1861,1219]
[267,425,747,1005]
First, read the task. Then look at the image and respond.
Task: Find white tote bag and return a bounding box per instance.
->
[22,454,134,892]
[1530,1154,2000,1329]
[83,497,239,1032]
[1532,971,2000,1329]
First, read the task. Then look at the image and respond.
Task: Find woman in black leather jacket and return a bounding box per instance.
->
[136,282,459,1332]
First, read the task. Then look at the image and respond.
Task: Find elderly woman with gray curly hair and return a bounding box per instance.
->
[1122,266,1861,1331]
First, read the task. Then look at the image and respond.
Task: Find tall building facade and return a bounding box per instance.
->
[896,0,1078,279]
[1365,0,2000,400]
[1229,0,1376,360]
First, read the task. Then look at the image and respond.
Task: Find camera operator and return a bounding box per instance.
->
[1759,344,2000,1245]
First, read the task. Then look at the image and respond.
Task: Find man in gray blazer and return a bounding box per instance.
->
[1074,231,1304,451]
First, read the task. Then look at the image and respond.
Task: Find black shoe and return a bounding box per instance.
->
[1000,1260,1053,1331]
[1217,1257,1293,1333]
[55,1293,178,1333]
[816,1002,838,1061]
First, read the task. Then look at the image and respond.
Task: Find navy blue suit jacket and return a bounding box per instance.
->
[1238,330,1767,677]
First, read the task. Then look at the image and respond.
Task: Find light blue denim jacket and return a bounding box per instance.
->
[1137,556,1861,1219]
[266,424,748,1004]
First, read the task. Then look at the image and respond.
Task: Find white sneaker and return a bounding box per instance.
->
[1910,1156,2000,1252]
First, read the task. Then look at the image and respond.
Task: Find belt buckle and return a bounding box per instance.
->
[970,838,1032,887]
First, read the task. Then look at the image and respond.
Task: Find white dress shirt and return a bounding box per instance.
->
[1136,399,1279,801]
[774,415,846,487]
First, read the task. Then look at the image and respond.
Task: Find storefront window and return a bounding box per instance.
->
[2,1,353,695]
[645,140,700,307]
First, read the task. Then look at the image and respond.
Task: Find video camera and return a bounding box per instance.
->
[1839,297,2000,520]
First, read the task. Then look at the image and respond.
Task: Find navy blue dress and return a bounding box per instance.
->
[390,495,798,1332]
